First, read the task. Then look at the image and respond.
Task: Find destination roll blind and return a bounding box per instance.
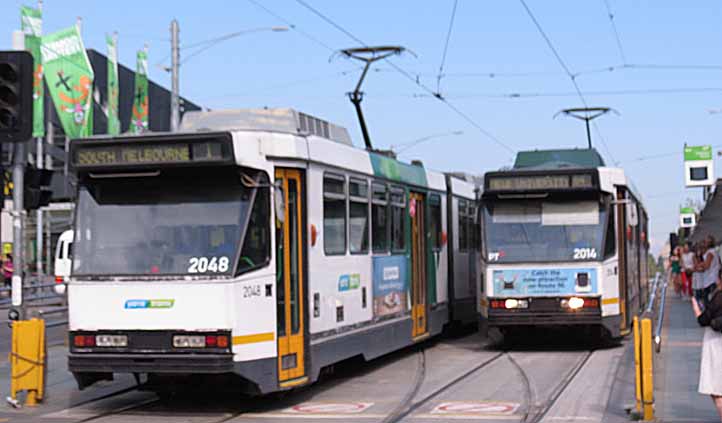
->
[72,139,231,168]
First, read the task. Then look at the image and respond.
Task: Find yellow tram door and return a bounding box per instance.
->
[410,192,428,339]
[275,169,307,386]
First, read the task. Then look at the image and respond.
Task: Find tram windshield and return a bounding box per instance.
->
[73,170,267,276]
[483,199,610,263]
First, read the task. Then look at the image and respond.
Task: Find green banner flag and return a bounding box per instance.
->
[21,5,44,137]
[42,25,94,138]
[131,48,148,134]
[106,34,120,135]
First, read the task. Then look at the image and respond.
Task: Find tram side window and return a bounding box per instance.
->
[469,204,480,251]
[237,185,271,274]
[390,186,406,252]
[372,182,389,253]
[324,174,347,255]
[349,178,369,254]
[604,204,616,258]
[429,194,442,251]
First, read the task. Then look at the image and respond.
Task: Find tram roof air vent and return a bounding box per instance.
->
[180,108,353,146]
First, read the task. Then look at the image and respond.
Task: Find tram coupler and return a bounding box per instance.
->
[8,318,46,407]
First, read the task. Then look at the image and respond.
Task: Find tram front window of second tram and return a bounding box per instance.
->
[72,168,269,276]
[484,199,611,263]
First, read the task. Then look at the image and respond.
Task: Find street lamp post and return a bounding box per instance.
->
[165,22,288,131]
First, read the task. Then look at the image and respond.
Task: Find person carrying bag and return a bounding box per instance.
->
[692,269,722,420]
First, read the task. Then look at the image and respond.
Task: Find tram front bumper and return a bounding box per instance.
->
[68,353,234,374]
[486,296,602,326]
[487,311,601,326]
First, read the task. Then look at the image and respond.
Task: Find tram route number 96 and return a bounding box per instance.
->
[573,248,597,260]
[188,256,230,273]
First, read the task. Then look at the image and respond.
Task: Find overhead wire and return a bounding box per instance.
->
[195,67,363,102]
[617,143,722,165]
[518,0,618,165]
[601,0,627,64]
[294,0,516,155]
[246,0,335,52]
[436,0,459,94]
[429,87,722,99]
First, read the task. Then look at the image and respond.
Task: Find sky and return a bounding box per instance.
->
[3,0,722,255]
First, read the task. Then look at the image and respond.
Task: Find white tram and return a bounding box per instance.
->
[479,149,650,339]
[67,109,480,394]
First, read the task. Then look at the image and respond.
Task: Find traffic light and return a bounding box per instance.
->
[0,51,33,143]
[23,165,52,210]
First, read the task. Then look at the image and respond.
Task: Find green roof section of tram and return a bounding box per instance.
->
[513,148,606,170]
[369,152,428,187]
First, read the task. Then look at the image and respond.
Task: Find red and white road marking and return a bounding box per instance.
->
[284,402,375,414]
[430,401,519,416]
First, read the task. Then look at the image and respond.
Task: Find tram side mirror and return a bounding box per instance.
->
[274,180,285,223]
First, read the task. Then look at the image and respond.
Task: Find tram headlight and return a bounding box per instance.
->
[173,335,206,348]
[504,299,529,309]
[95,335,128,347]
[561,297,585,310]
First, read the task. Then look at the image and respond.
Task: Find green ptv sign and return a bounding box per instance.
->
[41,25,94,138]
[680,207,695,215]
[684,145,712,161]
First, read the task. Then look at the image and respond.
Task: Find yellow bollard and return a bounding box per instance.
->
[9,318,46,406]
[641,317,655,421]
[633,316,642,415]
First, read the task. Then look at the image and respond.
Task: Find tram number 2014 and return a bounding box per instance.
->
[188,256,230,273]
[573,248,597,260]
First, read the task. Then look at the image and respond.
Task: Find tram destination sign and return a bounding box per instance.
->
[71,134,234,169]
[485,171,598,193]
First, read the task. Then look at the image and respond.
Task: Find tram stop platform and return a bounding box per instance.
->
[605,290,720,423]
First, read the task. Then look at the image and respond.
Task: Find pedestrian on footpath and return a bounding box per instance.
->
[671,246,682,296]
[682,242,695,297]
[2,253,13,288]
[697,236,721,309]
[694,243,707,305]
[691,272,722,421]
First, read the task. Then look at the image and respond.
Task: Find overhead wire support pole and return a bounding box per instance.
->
[335,46,405,151]
[170,19,180,132]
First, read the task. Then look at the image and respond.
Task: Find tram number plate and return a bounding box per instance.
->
[243,285,262,298]
[188,256,230,273]
[573,248,597,260]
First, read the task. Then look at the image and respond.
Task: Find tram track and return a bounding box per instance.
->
[513,349,596,423]
[384,350,506,422]
[74,394,252,423]
[384,344,595,422]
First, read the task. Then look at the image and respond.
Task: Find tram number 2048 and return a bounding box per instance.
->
[188,256,230,273]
